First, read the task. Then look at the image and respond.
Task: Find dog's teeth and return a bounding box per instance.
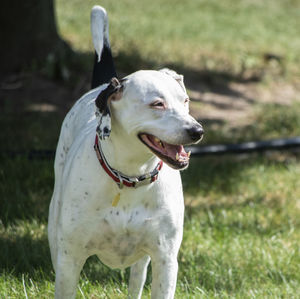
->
[187,151,191,157]
[176,153,179,161]
[154,137,160,143]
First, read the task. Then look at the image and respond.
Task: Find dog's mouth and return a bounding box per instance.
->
[138,133,190,170]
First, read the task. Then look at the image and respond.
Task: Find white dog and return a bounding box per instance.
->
[48,6,203,299]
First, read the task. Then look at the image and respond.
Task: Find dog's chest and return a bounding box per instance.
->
[85,203,162,269]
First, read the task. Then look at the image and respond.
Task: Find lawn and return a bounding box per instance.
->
[56,0,300,77]
[1,152,300,298]
[1,0,300,298]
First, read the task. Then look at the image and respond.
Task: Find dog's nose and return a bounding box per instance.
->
[186,125,204,142]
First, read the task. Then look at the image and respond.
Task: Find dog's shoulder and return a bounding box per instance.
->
[65,85,108,132]
[54,85,108,178]
[60,85,108,143]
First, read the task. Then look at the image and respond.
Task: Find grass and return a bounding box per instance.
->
[1,153,300,298]
[56,0,300,77]
[180,155,300,298]
[1,103,300,298]
[200,101,300,145]
[1,0,300,297]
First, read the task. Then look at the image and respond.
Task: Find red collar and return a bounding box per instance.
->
[94,134,163,188]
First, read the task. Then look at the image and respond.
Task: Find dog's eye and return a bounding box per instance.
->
[150,100,166,109]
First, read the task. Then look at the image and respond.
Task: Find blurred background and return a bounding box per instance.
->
[0,0,300,297]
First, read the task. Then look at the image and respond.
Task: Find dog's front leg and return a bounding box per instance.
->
[128,255,151,299]
[151,255,178,299]
[54,251,85,299]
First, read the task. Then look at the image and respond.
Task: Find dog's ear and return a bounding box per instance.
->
[95,77,123,112]
[95,77,123,139]
[159,68,186,93]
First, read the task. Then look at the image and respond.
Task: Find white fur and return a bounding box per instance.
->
[91,6,110,62]
[48,70,201,298]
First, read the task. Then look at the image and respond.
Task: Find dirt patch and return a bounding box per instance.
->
[0,73,91,115]
[188,79,300,128]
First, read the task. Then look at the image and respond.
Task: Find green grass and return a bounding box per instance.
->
[1,154,300,298]
[1,103,300,297]
[56,0,300,77]
[180,155,300,298]
[201,101,300,145]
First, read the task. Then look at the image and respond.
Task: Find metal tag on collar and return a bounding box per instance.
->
[134,173,152,188]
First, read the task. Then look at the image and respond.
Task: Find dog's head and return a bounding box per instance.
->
[95,69,203,170]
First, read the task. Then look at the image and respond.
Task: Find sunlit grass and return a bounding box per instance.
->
[56,0,300,76]
[200,101,300,145]
[1,153,300,297]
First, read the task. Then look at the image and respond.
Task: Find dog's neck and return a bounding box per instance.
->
[98,125,160,177]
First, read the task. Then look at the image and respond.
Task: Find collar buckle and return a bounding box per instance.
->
[134,175,152,188]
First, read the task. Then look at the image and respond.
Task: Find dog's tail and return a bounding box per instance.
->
[91,6,117,89]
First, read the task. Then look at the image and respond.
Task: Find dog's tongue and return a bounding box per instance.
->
[163,143,187,159]
[145,134,188,159]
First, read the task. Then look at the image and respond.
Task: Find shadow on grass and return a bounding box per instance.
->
[0,231,130,287]
[0,45,268,152]
[0,233,53,279]
[0,158,53,226]
[41,46,261,108]
[182,155,253,197]
[115,48,260,104]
